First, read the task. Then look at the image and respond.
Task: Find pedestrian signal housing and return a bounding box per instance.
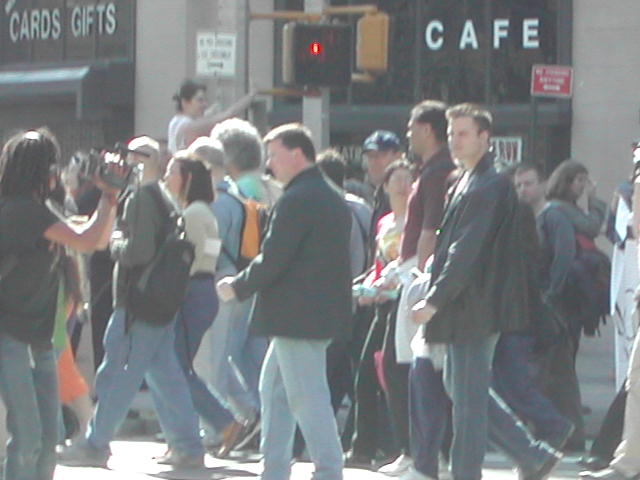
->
[282,22,352,87]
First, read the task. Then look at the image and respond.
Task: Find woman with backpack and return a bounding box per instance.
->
[537,159,607,453]
[0,128,121,480]
[544,159,608,347]
[160,151,245,463]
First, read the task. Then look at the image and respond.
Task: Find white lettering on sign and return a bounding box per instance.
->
[425,20,444,50]
[523,18,540,49]
[9,9,61,42]
[7,3,117,43]
[459,20,478,50]
[493,18,509,49]
[425,18,541,51]
[71,3,117,37]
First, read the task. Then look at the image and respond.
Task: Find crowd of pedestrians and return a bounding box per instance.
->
[0,78,637,480]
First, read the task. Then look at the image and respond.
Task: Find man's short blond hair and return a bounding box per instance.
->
[445,103,493,134]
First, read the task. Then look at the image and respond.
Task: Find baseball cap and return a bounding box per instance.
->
[127,136,159,158]
[362,130,401,152]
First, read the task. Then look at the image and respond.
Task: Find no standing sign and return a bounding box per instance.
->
[530,64,573,98]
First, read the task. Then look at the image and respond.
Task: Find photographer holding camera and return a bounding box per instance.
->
[0,128,122,480]
[59,136,205,469]
[74,137,161,372]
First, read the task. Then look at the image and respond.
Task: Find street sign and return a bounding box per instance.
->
[530,64,573,98]
[196,31,236,78]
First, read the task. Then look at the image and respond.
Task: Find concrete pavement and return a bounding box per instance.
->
[54,440,588,480]
[52,319,618,480]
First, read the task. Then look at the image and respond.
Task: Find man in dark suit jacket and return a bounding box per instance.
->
[217,123,352,480]
[412,104,558,480]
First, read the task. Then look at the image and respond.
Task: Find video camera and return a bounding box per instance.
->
[76,142,145,191]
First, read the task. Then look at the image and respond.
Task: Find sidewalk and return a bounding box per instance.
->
[52,322,616,480]
[54,440,585,480]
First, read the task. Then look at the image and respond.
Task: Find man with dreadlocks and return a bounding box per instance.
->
[0,128,120,480]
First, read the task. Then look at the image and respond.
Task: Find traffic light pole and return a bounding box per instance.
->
[250,3,385,148]
[303,0,330,150]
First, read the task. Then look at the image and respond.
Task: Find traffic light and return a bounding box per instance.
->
[357,13,389,73]
[282,22,352,87]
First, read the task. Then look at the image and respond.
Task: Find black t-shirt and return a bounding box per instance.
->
[0,196,59,346]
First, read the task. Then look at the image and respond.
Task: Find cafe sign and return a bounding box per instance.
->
[425,18,541,50]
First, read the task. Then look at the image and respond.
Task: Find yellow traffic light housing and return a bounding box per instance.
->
[356,12,389,73]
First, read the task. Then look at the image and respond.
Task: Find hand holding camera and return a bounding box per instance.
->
[93,152,130,196]
[77,143,142,193]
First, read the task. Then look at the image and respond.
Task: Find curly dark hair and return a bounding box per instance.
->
[0,128,60,201]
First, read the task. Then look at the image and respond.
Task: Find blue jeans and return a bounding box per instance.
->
[492,332,571,440]
[87,308,203,457]
[410,357,450,479]
[208,295,266,420]
[487,389,555,474]
[174,276,234,431]
[444,334,555,480]
[0,334,58,480]
[444,334,498,480]
[260,337,343,480]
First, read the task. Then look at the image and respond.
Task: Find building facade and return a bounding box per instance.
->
[0,0,135,160]
[1,0,638,202]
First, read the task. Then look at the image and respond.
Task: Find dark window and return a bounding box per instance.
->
[276,0,562,105]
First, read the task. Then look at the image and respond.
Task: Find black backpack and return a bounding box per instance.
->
[540,204,610,337]
[563,233,610,336]
[126,184,195,326]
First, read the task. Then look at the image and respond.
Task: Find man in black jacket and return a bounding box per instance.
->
[412,104,556,480]
[217,123,352,480]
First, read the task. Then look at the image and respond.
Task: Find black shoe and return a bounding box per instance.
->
[518,451,563,480]
[565,439,587,453]
[579,456,611,472]
[344,451,374,470]
[57,440,110,468]
[544,422,575,451]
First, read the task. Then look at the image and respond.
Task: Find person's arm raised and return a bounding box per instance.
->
[44,192,117,253]
[180,91,257,142]
[43,160,126,252]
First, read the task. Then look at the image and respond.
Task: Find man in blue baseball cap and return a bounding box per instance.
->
[344,130,403,468]
[362,130,403,247]
[362,130,403,187]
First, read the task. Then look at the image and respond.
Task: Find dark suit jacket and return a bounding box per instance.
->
[423,153,529,343]
[232,166,352,340]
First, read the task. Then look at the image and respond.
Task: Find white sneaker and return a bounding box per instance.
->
[378,454,414,476]
[399,466,436,480]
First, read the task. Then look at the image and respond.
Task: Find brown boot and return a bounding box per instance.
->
[216,420,245,458]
